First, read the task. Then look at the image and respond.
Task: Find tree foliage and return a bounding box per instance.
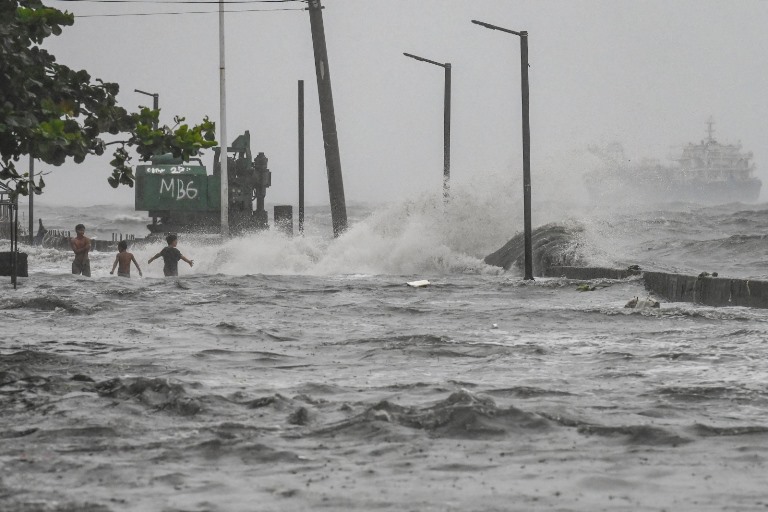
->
[0,0,217,198]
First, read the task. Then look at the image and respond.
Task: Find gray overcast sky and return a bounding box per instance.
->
[29,0,768,208]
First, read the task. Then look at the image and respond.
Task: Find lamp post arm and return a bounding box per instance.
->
[134,89,159,106]
[471,19,522,36]
[403,52,448,68]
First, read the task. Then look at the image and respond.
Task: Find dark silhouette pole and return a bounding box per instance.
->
[298,79,305,235]
[403,52,451,200]
[443,62,451,200]
[472,20,533,280]
[28,156,33,245]
[307,0,348,237]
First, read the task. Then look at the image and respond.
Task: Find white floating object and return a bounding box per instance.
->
[406,279,431,288]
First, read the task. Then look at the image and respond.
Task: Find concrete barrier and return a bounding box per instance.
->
[274,205,294,236]
[0,252,28,277]
[643,271,768,308]
[545,266,768,309]
[544,266,641,280]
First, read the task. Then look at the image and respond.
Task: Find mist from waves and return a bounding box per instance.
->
[10,167,768,280]
[572,201,768,279]
[11,174,530,277]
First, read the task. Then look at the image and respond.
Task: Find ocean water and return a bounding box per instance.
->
[2,185,768,511]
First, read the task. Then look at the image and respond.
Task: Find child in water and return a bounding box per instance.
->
[110,240,143,278]
[147,234,194,276]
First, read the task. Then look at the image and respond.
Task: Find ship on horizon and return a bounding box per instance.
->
[584,118,761,205]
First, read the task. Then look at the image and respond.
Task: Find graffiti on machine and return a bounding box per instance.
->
[134,130,272,235]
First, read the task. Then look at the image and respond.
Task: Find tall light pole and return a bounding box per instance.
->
[403,52,451,201]
[218,0,229,236]
[134,89,159,130]
[472,19,533,281]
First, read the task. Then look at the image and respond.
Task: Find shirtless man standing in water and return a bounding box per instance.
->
[69,223,91,277]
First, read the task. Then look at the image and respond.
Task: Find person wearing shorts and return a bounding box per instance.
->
[69,224,91,277]
[110,240,143,278]
[148,234,194,276]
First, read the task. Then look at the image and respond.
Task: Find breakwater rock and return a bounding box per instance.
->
[486,224,768,309]
[483,222,586,272]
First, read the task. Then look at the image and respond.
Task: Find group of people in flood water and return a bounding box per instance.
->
[69,225,193,278]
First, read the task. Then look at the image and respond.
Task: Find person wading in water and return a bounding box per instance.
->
[147,234,194,277]
[69,223,91,277]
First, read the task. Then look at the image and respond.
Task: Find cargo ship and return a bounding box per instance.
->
[584,119,761,204]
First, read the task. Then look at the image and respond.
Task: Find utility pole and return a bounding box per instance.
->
[307,0,347,237]
[218,0,229,236]
[298,80,305,235]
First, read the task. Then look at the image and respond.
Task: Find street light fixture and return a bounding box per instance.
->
[403,52,451,201]
[472,19,533,281]
[134,88,159,130]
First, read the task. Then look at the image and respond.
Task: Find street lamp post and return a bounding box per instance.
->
[403,52,451,201]
[471,19,533,281]
[134,89,159,130]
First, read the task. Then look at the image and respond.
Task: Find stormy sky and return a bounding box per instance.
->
[26,0,768,208]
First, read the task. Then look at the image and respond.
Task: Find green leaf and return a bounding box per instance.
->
[1,1,215,196]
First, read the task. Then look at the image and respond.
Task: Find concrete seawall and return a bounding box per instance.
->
[543,266,641,281]
[546,265,768,309]
[643,271,768,308]
[485,225,768,309]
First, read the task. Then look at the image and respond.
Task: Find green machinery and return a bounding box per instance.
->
[135,131,271,235]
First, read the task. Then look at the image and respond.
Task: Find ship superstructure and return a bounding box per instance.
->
[584,119,761,204]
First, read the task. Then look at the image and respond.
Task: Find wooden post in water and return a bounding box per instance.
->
[307,0,347,237]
